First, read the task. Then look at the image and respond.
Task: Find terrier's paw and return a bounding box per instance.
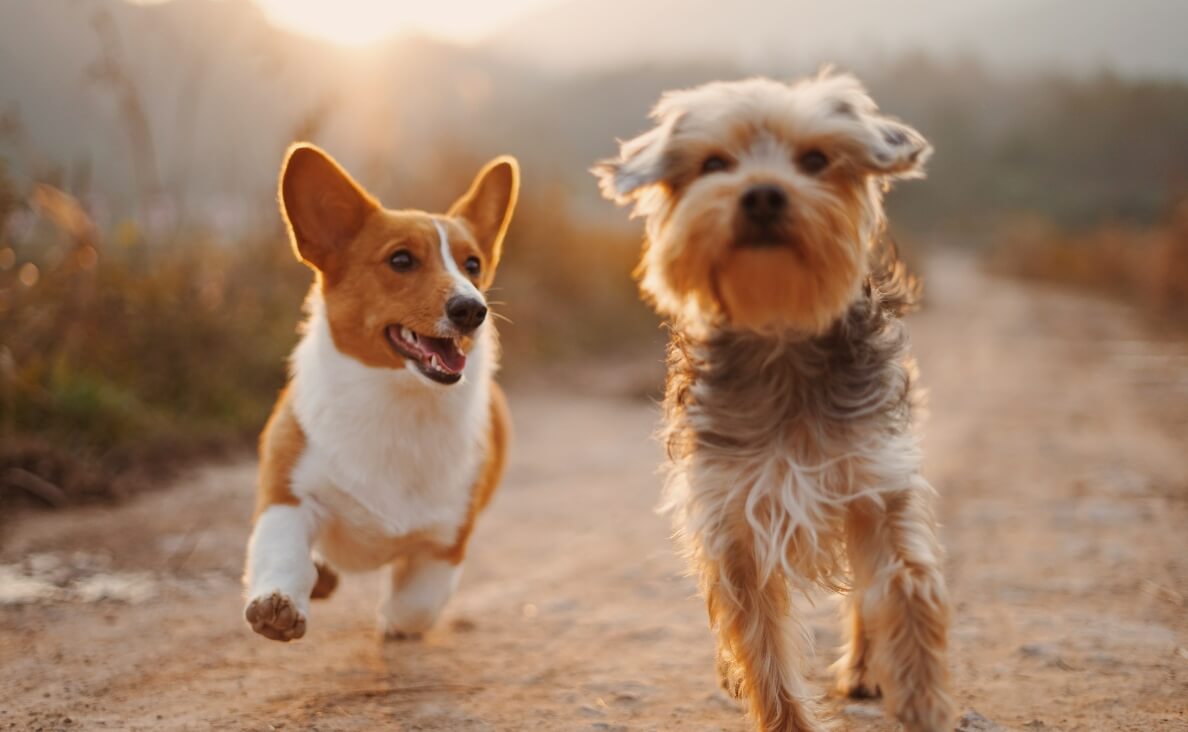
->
[894,688,956,732]
[245,591,307,642]
[715,647,745,701]
[835,663,881,700]
[382,628,424,642]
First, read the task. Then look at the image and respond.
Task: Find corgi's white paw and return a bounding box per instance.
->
[377,596,439,640]
[245,590,307,642]
[378,558,461,640]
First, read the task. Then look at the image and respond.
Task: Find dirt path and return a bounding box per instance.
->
[2,256,1186,732]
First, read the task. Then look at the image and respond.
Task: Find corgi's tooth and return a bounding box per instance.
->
[430,354,442,371]
[401,326,415,344]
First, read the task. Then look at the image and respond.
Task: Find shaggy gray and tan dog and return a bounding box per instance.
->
[594,72,954,732]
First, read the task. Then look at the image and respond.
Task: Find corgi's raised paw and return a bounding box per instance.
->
[245,591,307,642]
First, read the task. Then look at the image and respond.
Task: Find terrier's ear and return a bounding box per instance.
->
[448,155,519,274]
[809,71,931,180]
[592,111,681,206]
[278,143,378,271]
[853,116,931,179]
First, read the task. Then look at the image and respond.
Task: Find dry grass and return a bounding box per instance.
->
[988,196,1188,328]
[0,186,307,511]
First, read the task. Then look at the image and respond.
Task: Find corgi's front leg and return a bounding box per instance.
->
[244,389,320,642]
[378,554,462,639]
[244,502,320,641]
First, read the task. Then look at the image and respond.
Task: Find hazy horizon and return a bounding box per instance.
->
[109,0,1188,80]
[2,0,1186,233]
[125,0,569,45]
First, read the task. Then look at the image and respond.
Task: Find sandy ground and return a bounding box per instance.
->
[2,255,1186,732]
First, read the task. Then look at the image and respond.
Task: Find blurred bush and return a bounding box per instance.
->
[0,158,653,513]
[988,195,1188,326]
[1,180,305,511]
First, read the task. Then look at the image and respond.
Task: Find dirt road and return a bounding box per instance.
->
[2,256,1186,731]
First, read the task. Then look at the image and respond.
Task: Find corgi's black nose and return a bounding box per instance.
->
[446,296,487,332]
[740,184,787,225]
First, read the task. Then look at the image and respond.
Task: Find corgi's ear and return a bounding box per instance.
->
[278,143,378,271]
[448,156,519,274]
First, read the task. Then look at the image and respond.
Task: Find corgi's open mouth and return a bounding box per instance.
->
[385,325,466,385]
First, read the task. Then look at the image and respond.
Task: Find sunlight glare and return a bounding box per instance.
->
[252,0,560,47]
[253,0,409,46]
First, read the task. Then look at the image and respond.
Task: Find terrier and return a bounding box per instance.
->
[594,72,954,731]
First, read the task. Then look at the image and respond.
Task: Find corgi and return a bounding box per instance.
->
[243,144,518,642]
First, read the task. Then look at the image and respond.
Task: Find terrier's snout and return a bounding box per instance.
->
[740,184,788,226]
[446,295,487,332]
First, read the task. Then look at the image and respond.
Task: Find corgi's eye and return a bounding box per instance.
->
[701,155,730,175]
[798,149,830,175]
[389,249,417,272]
[464,256,481,277]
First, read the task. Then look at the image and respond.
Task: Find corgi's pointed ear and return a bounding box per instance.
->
[448,155,519,271]
[278,143,378,271]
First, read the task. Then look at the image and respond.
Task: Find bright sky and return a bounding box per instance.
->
[249,0,564,46]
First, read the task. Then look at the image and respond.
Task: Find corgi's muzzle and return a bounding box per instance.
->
[386,324,468,385]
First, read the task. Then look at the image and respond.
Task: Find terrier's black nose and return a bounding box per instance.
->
[740,184,788,225]
[446,296,487,332]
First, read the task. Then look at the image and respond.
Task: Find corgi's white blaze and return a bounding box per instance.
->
[434,218,483,302]
[244,503,318,618]
[286,292,494,559]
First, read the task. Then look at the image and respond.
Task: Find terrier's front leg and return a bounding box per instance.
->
[853,486,955,732]
[378,554,462,639]
[834,506,880,700]
[834,590,879,700]
[244,503,320,641]
[702,541,824,732]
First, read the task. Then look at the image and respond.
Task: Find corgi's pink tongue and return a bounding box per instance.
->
[420,336,466,374]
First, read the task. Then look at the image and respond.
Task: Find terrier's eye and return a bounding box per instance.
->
[701,155,730,175]
[389,249,417,272]
[464,256,481,277]
[798,149,830,175]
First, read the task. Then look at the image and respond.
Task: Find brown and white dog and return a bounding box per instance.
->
[595,73,954,731]
[243,144,518,642]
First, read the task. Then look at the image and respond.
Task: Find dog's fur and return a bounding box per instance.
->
[243,144,518,642]
[594,73,954,731]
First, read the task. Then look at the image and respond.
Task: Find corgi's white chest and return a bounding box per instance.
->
[288,297,492,546]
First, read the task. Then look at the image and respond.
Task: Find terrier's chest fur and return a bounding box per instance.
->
[662,250,924,587]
